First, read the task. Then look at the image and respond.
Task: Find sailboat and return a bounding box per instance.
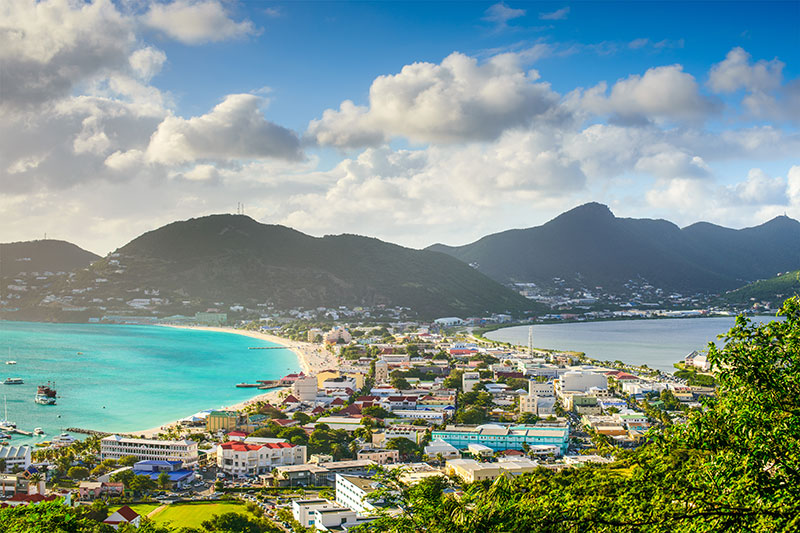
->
[0,395,16,429]
[5,347,16,365]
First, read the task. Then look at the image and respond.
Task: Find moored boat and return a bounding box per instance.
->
[34,382,57,405]
[33,427,44,435]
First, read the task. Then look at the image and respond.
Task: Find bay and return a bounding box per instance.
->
[0,321,299,446]
[485,316,782,373]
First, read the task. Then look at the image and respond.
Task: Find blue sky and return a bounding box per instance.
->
[1,1,798,254]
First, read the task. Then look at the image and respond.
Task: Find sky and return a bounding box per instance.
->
[1,0,799,255]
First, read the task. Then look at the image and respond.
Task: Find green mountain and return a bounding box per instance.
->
[14,215,538,319]
[0,240,100,276]
[428,203,800,293]
[721,270,800,306]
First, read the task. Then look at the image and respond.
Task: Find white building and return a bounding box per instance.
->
[217,440,306,477]
[294,376,319,402]
[434,317,464,327]
[100,435,198,464]
[462,371,480,393]
[424,439,460,460]
[390,409,446,423]
[0,446,31,473]
[335,474,379,515]
[528,381,554,396]
[558,371,608,393]
[519,394,557,416]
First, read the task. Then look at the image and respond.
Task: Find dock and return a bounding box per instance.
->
[65,427,110,437]
[248,346,287,350]
[0,426,32,436]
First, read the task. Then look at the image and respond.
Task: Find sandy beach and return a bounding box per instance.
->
[132,325,339,438]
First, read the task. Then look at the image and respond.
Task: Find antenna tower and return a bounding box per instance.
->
[528,326,533,356]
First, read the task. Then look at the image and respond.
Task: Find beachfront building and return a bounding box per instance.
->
[431,424,569,456]
[100,435,199,464]
[293,376,319,402]
[216,440,307,477]
[206,410,247,432]
[0,446,31,473]
[324,326,352,344]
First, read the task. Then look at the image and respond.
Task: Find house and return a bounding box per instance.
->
[355,449,399,465]
[103,505,141,530]
[423,439,460,460]
[77,481,124,500]
[446,457,539,483]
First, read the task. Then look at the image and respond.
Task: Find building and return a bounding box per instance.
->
[217,440,306,477]
[132,460,196,488]
[356,448,399,465]
[0,473,45,497]
[462,372,480,393]
[335,474,379,515]
[432,424,569,456]
[519,394,557,415]
[389,409,446,424]
[100,435,199,464]
[445,457,539,483]
[294,375,319,402]
[371,425,428,446]
[324,326,352,344]
[558,370,608,393]
[103,506,141,530]
[374,360,389,383]
[273,459,376,487]
[0,446,31,473]
[424,439,460,460]
[194,312,227,326]
[77,481,124,500]
[206,410,247,432]
[292,499,353,528]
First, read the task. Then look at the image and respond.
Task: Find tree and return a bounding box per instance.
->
[68,466,90,480]
[385,437,419,460]
[292,412,310,424]
[157,471,171,490]
[391,376,411,390]
[455,407,486,425]
[354,299,800,532]
[118,455,138,467]
[362,406,392,419]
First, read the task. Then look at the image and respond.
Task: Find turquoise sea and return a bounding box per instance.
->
[485,315,782,373]
[0,321,299,446]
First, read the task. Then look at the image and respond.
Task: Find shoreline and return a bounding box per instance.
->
[129,325,339,438]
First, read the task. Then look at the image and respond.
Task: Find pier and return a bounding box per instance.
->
[248,346,287,350]
[0,425,32,436]
[64,427,110,437]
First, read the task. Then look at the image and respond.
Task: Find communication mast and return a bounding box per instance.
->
[528,326,533,356]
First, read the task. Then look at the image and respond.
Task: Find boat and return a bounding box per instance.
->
[3,378,23,385]
[0,396,15,429]
[34,382,57,405]
[51,433,76,447]
[33,427,44,435]
[5,361,16,365]
[0,433,11,439]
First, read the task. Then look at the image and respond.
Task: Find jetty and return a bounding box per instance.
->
[65,427,110,437]
[248,346,287,350]
[0,425,32,436]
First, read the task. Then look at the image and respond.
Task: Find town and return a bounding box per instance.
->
[0,320,715,531]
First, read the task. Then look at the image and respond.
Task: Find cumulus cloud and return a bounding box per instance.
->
[539,7,570,20]
[580,65,719,122]
[144,94,303,164]
[0,0,134,111]
[142,0,258,45]
[129,47,167,81]
[708,47,784,93]
[307,51,560,148]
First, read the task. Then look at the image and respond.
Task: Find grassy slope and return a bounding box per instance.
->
[149,501,247,528]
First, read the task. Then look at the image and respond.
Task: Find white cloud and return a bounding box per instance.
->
[539,7,570,20]
[144,94,303,164]
[307,51,560,148]
[142,0,258,45]
[129,47,167,81]
[0,0,134,110]
[708,47,784,93]
[581,65,719,122]
[484,2,526,26]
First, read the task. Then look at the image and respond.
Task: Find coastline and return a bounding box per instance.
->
[130,325,339,438]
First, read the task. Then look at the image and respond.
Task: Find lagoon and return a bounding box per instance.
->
[0,321,299,446]
[485,316,781,373]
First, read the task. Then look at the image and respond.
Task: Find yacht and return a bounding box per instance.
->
[0,396,15,429]
[33,427,44,435]
[34,382,57,405]
[5,361,16,365]
[3,377,23,385]
[51,433,76,447]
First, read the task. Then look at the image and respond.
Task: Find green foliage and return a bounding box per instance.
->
[362,405,392,419]
[118,455,139,467]
[68,466,90,480]
[674,367,716,387]
[355,299,800,532]
[200,511,278,533]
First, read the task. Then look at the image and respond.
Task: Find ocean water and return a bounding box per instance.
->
[0,321,299,446]
[485,316,783,373]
